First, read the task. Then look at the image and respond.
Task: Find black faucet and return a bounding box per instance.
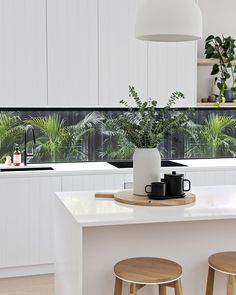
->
[24,124,36,166]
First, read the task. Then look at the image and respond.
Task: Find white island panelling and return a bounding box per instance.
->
[47,0,98,106]
[98,0,148,106]
[0,0,47,106]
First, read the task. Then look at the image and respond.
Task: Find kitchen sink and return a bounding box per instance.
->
[0,166,54,172]
[108,160,187,168]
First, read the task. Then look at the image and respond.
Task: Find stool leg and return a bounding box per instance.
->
[174,279,183,295]
[205,266,215,295]
[227,275,235,295]
[159,284,167,295]
[129,283,137,295]
[114,277,123,295]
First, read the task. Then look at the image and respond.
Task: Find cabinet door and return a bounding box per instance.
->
[99,0,148,107]
[0,0,47,106]
[148,42,197,107]
[185,170,236,186]
[62,174,124,191]
[0,176,61,268]
[47,0,98,106]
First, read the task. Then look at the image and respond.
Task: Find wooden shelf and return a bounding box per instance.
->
[197,102,236,107]
[197,58,236,66]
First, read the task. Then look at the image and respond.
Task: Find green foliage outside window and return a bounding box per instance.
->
[0,106,235,163]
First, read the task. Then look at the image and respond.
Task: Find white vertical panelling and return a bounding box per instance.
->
[148,41,197,107]
[186,171,236,186]
[62,174,124,191]
[0,0,198,107]
[47,0,98,106]
[0,0,47,106]
[99,0,148,107]
[29,180,40,265]
[0,176,61,268]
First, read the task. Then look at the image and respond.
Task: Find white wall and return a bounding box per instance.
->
[197,0,236,101]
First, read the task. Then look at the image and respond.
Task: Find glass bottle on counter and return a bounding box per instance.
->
[13,144,21,166]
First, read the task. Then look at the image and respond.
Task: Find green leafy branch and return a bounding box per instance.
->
[105,86,187,148]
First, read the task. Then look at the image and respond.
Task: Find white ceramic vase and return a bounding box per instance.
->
[133,148,161,196]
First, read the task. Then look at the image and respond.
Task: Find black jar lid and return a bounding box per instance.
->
[164,171,184,177]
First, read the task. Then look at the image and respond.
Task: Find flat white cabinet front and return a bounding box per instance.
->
[98,0,148,107]
[47,0,98,106]
[62,174,124,191]
[0,0,47,106]
[148,42,197,107]
[186,170,236,186]
[0,176,61,268]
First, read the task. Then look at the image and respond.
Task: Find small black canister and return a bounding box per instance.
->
[164,171,191,196]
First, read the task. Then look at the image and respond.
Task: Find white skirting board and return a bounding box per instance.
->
[0,264,54,278]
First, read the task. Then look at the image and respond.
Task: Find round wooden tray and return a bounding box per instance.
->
[113,191,196,207]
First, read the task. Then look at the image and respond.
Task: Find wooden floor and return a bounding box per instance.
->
[0,274,54,295]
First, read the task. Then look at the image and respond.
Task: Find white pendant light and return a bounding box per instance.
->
[135,0,202,42]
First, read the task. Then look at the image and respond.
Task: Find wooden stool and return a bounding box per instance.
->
[206,251,236,295]
[114,257,183,295]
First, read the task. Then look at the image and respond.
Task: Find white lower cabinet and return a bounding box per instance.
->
[185,170,236,186]
[0,173,124,272]
[62,174,125,191]
[0,176,61,269]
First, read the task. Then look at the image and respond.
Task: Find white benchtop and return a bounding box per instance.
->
[0,158,236,177]
[56,185,236,227]
[174,158,236,170]
[0,162,116,178]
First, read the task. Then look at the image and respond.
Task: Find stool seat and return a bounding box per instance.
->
[114,257,182,284]
[208,251,236,275]
[206,251,236,295]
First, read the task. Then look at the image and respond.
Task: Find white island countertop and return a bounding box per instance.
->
[56,185,236,227]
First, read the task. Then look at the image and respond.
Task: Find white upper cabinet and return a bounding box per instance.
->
[0,0,197,107]
[0,0,47,106]
[148,42,197,107]
[98,0,148,107]
[47,0,98,106]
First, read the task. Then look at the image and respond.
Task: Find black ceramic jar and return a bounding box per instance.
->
[164,171,191,196]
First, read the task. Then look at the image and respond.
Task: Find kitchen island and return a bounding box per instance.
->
[55,185,236,295]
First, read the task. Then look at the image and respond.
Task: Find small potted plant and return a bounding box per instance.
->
[107,86,187,195]
[205,35,236,102]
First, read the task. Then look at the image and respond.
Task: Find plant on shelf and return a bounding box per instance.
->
[205,35,236,103]
[104,86,188,195]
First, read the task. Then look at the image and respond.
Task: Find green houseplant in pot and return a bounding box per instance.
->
[108,86,187,195]
[205,35,236,102]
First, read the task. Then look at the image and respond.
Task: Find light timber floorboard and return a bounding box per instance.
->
[0,274,54,295]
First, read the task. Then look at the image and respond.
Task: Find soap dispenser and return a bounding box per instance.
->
[13,144,21,166]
